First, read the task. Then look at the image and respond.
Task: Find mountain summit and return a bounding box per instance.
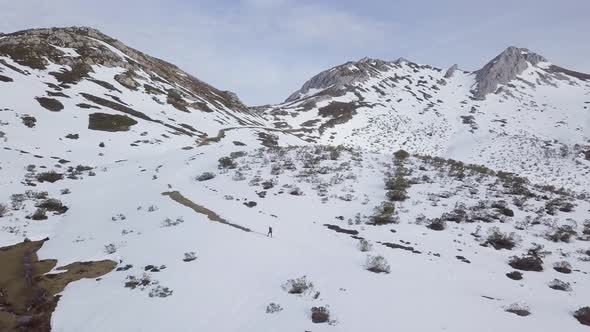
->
[472,46,547,99]
[266,46,590,190]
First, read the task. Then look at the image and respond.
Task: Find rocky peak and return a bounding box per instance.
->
[285,57,391,102]
[472,46,547,99]
[444,64,459,78]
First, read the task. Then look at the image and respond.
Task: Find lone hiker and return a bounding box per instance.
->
[267,226,273,238]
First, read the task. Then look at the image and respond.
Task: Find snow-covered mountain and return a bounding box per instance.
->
[266,47,590,191]
[1,27,590,332]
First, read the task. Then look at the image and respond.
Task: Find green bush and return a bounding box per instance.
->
[37,171,63,183]
[394,149,410,160]
[386,189,407,201]
[218,156,236,169]
[371,201,396,225]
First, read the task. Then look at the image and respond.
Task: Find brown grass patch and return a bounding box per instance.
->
[0,239,116,331]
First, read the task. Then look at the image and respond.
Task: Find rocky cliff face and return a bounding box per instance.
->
[472,46,547,99]
[285,57,392,102]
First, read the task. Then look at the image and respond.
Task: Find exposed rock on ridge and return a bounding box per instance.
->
[0,27,248,112]
[285,57,391,102]
[472,46,546,99]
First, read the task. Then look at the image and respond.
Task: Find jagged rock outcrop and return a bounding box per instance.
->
[471,46,546,99]
[285,57,390,102]
[444,64,459,78]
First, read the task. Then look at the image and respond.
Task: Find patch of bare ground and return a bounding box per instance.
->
[162,191,251,232]
[0,239,116,332]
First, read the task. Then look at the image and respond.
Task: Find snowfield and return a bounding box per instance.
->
[1,27,590,331]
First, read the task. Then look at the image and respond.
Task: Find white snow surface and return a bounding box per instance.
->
[1,34,590,332]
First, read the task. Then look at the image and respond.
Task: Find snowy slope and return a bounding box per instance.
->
[266,50,590,191]
[1,28,590,332]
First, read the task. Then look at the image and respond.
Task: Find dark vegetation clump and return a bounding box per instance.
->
[311,306,330,323]
[545,198,575,215]
[385,160,411,202]
[29,208,47,220]
[218,157,237,169]
[545,225,577,243]
[491,201,514,217]
[50,62,92,85]
[88,112,138,132]
[393,149,410,161]
[505,303,531,317]
[21,115,37,128]
[484,227,519,250]
[497,171,532,197]
[365,255,391,273]
[37,171,63,183]
[426,218,446,231]
[509,255,543,272]
[370,202,396,225]
[35,97,64,112]
[574,307,590,326]
[0,203,8,217]
[0,74,13,82]
[196,172,215,181]
[548,279,572,292]
[266,303,283,314]
[506,271,523,280]
[35,199,68,214]
[553,261,572,274]
[283,276,313,294]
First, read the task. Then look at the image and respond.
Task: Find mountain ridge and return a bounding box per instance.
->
[1,26,590,332]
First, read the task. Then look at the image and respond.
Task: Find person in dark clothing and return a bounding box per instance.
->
[267,226,273,238]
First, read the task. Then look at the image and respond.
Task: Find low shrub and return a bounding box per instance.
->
[548,279,572,292]
[370,202,396,225]
[283,276,313,294]
[358,239,373,252]
[266,303,283,314]
[485,227,519,250]
[149,285,173,298]
[426,218,446,231]
[196,172,215,181]
[161,217,184,227]
[218,156,236,169]
[386,189,408,202]
[509,255,543,272]
[506,271,523,280]
[365,255,391,273]
[393,149,410,161]
[0,203,7,217]
[504,302,531,316]
[36,199,68,214]
[546,225,577,243]
[183,252,197,262]
[553,261,572,274]
[29,208,47,220]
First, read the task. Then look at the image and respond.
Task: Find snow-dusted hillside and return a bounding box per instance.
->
[1,28,590,332]
[0,27,285,165]
[266,48,590,191]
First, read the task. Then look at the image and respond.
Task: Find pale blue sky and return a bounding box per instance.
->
[2,0,589,105]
